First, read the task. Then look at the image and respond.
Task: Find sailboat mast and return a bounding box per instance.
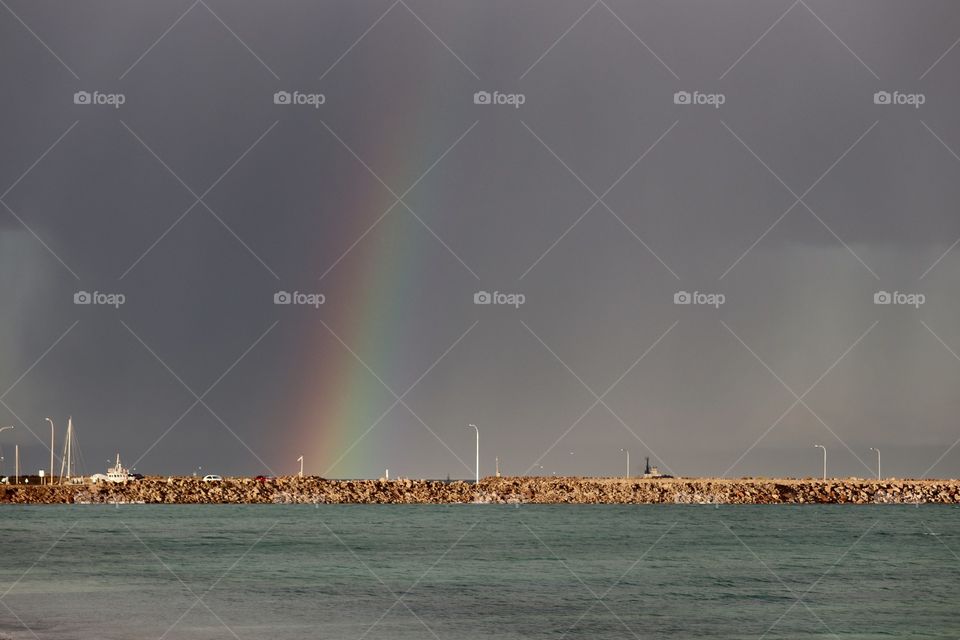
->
[58,426,67,483]
[65,417,72,482]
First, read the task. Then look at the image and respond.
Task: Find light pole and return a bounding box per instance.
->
[0,426,12,479]
[45,418,54,485]
[870,447,880,481]
[814,444,826,480]
[297,456,304,478]
[620,448,630,479]
[468,424,479,484]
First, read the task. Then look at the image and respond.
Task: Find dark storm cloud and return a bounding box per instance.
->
[2,0,960,480]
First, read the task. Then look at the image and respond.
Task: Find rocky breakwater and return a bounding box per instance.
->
[479,477,960,504]
[2,476,959,505]
[0,477,474,505]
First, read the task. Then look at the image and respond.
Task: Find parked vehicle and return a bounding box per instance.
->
[202,474,222,482]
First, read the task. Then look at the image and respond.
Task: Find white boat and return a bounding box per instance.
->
[90,453,134,484]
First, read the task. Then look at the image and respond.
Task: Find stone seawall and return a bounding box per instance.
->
[2,477,959,505]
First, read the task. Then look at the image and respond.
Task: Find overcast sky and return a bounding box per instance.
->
[2,0,960,480]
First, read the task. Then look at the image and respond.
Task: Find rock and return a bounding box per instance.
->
[3,476,960,505]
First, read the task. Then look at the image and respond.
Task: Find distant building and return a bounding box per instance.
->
[643,456,665,479]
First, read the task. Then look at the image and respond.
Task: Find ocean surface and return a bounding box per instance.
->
[0,505,957,639]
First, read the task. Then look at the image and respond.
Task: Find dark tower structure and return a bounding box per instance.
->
[644,456,652,475]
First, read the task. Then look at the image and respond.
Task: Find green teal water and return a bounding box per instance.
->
[0,505,957,639]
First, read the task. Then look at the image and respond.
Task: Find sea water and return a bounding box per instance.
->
[0,505,957,639]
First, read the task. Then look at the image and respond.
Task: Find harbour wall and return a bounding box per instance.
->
[2,476,960,504]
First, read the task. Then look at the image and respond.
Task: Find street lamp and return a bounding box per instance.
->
[620,448,630,479]
[468,424,479,484]
[870,447,880,481]
[0,426,12,478]
[814,445,826,480]
[45,418,54,486]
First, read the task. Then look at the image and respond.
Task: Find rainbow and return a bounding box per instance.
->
[292,220,419,479]
[290,72,468,478]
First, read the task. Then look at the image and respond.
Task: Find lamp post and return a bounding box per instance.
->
[870,447,880,481]
[620,448,630,479]
[814,444,826,480]
[45,418,54,486]
[0,426,12,479]
[297,456,304,478]
[468,424,479,484]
